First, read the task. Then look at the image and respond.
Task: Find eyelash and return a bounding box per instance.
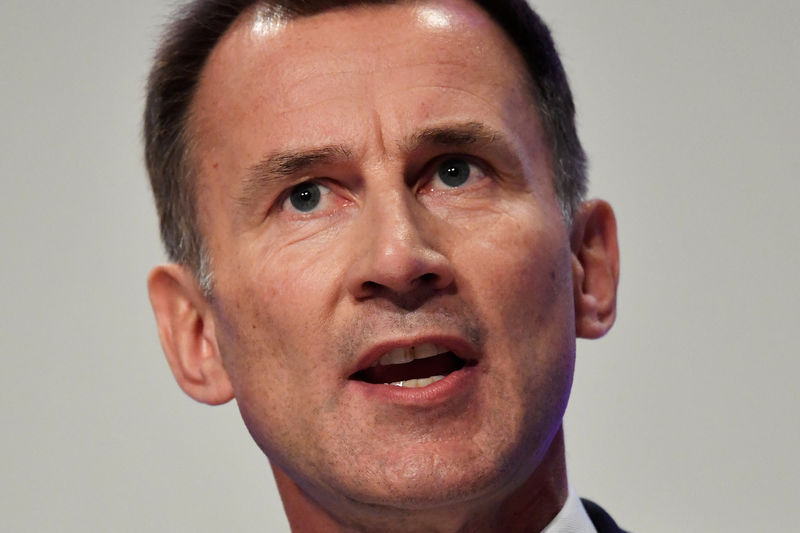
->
[278,179,334,215]
[419,154,489,193]
[274,154,492,215]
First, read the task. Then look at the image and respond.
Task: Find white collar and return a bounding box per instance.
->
[540,486,597,533]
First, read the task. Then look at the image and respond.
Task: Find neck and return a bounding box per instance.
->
[272,427,569,533]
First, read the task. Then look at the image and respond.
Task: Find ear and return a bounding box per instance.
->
[570,200,620,339]
[147,263,234,405]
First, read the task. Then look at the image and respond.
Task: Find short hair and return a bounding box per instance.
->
[144,0,587,291]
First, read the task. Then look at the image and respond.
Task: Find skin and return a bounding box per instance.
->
[148,1,620,531]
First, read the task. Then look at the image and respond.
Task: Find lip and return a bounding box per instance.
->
[347,364,479,406]
[347,334,480,406]
[349,334,480,375]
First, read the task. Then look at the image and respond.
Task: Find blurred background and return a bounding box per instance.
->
[1,1,798,531]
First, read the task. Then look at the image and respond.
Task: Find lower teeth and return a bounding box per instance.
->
[388,375,446,388]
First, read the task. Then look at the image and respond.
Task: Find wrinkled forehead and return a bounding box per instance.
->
[195,0,536,120]
[189,0,538,157]
[216,0,531,74]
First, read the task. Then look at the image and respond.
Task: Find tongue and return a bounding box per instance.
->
[353,352,464,384]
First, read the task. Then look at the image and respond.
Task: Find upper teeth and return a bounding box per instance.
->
[372,343,446,367]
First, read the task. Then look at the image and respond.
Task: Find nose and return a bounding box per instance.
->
[345,190,455,305]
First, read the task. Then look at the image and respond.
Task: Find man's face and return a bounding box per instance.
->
[191,0,577,510]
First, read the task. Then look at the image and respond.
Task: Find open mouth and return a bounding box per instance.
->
[349,343,475,388]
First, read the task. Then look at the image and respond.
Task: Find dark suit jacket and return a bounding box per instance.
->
[581,499,629,533]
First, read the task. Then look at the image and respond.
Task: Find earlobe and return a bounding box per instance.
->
[570,200,620,339]
[147,264,234,405]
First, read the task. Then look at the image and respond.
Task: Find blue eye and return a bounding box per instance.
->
[437,158,471,188]
[288,182,322,212]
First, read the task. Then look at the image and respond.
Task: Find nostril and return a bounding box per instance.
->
[361,281,381,292]
[361,273,438,294]
[419,273,438,284]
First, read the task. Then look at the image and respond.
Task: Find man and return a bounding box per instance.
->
[144,0,624,531]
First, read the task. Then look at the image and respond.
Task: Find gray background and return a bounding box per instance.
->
[2,1,798,531]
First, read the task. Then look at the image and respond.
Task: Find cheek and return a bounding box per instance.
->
[457,208,576,398]
[451,212,575,465]
[211,271,339,462]
[222,240,335,330]
[211,242,349,399]
[458,210,573,326]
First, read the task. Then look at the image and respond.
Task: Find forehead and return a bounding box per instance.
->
[212,0,528,83]
[191,1,535,143]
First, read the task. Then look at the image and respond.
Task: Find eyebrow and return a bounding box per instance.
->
[236,121,519,211]
[238,144,352,208]
[402,121,507,153]
[403,121,526,186]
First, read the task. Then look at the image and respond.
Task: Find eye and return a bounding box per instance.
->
[430,157,484,190]
[284,181,329,213]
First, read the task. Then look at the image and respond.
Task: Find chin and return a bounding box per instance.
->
[326,435,535,512]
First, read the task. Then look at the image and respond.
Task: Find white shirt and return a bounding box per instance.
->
[541,486,598,533]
